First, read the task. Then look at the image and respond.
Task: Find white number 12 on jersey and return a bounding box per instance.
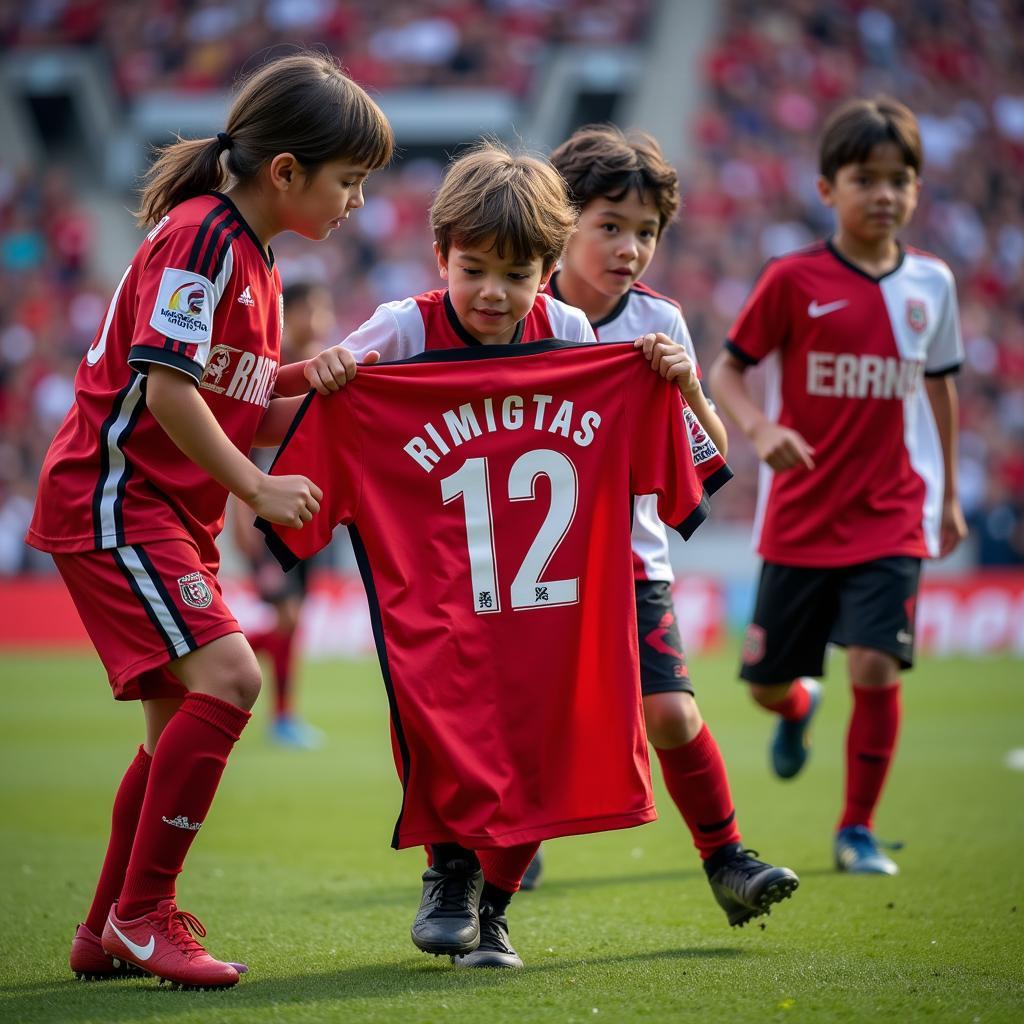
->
[441,449,579,614]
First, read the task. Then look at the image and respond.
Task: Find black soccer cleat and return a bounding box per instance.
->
[411,858,483,956]
[706,846,800,927]
[451,903,523,969]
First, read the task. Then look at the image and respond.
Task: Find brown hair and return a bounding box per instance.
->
[430,141,576,271]
[819,96,922,181]
[550,124,679,234]
[137,52,394,226]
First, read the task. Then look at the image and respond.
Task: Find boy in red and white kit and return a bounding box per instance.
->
[710,97,967,874]
[539,124,798,923]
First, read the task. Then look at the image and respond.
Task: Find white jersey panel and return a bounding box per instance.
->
[341,298,427,362]
[541,294,598,343]
[878,253,961,559]
[594,287,701,581]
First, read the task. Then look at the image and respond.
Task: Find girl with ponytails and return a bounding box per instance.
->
[26,52,392,990]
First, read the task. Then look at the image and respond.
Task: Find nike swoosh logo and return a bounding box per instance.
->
[109,922,155,962]
[808,299,849,318]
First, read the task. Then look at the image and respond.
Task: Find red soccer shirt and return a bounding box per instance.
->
[260,341,726,849]
[726,241,963,567]
[27,193,282,567]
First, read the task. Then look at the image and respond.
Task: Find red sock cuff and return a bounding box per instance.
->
[656,723,714,768]
[180,692,251,741]
[851,681,901,700]
[765,679,811,722]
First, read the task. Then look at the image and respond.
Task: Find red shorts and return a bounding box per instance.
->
[53,538,241,701]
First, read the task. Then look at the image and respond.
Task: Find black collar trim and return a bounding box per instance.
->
[826,237,904,283]
[443,291,523,346]
[549,271,630,329]
[387,337,607,366]
[209,192,275,271]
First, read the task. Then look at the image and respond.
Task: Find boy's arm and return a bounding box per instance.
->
[274,349,380,397]
[253,395,307,448]
[146,364,322,527]
[708,351,815,471]
[634,333,729,456]
[924,374,968,556]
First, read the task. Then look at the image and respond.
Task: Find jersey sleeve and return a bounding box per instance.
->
[255,389,363,569]
[924,265,965,376]
[626,358,725,540]
[127,226,232,383]
[725,259,789,365]
[545,298,597,343]
[342,299,423,362]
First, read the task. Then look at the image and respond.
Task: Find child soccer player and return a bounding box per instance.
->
[234,282,339,749]
[294,142,729,968]
[709,97,967,874]
[26,54,393,988]
[535,124,799,925]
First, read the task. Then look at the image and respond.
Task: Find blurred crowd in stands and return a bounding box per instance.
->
[1,0,1022,572]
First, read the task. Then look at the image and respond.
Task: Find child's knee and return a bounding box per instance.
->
[644,691,703,749]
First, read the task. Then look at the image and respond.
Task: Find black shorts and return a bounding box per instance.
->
[739,556,921,685]
[251,548,310,605]
[636,580,694,696]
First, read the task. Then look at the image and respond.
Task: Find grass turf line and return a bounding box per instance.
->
[0,646,1021,1023]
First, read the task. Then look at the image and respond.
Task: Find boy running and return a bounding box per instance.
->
[540,124,798,924]
[709,97,967,874]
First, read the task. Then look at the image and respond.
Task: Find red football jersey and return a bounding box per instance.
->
[27,193,283,567]
[546,272,718,583]
[261,341,728,849]
[727,241,963,567]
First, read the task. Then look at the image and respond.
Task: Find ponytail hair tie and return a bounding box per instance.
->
[216,131,233,152]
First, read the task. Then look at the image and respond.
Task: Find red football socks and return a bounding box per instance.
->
[655,724,742,860]
[83,745,152,935]
[763,679,812,722]
[117,693,250,920]
[477,842,542,894]
[249,628,296,717]
[839,682,901,831]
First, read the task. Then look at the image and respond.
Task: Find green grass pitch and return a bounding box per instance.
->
[1,644,1021,1023]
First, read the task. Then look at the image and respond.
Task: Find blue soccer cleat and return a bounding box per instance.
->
[835,825,901,875]
[270,715,324,750]
[770,678,821,779]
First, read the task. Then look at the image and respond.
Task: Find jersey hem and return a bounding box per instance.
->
[255,518,301,571]
[393,804,657,850]
[757,543,931,568]
[25,524,203,556]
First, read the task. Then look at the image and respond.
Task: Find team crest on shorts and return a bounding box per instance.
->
[906,299,927,334]
[178,572,213,609]
[742,623,766,665]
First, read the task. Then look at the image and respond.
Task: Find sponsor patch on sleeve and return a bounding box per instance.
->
[682,405,719,465]
[149,267,215,343]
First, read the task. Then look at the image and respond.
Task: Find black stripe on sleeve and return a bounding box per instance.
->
[111,547,179,659]
[348,524,412,850]
[924,361,963,379]
[672,491,711,541]
[724,340,758,366]
[128,345,202,384]
[702,464,734,497]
